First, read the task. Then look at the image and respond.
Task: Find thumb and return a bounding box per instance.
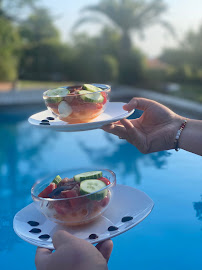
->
[123,97,156,112]
[52,230,78,250]
[35,247,52,270]
[96,240,113,262]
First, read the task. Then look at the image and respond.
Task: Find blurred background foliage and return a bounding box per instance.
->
[0,0,202,101]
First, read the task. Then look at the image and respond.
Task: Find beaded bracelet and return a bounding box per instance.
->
[174,119,187,151]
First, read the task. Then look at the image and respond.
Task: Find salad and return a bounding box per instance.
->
[43,84,110,124]
[37,170,111,225]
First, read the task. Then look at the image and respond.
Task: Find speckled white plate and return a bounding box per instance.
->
[13,185,154,249]
[28,102,134,132]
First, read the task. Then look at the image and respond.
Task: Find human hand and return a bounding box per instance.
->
[35,230,113,270]
[102,97,183,153]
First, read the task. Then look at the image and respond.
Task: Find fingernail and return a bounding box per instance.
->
[124,100,136,110]
[123,106,131,112]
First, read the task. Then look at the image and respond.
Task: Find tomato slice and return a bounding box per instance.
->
[101,92,107,104]
[95,103,103,109]
[38,183,57,198]
[61,189,82,208]
[98,177,110,185]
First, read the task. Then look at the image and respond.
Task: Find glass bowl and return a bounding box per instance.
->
[43,84,111,124]
[31,168,116,226]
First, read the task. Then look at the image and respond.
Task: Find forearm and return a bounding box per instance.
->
[177,118,202,156]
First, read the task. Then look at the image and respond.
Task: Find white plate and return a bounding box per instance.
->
[28,102,134,132]
[13,185,154,249]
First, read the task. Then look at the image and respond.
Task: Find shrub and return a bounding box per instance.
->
[19,41,74,81]
[118,48,146,85]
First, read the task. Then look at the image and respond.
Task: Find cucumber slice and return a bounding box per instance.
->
[47,88,70,97]
[52,175,62,185]
[58,101,73,118]
[46,88,70,103]
[46,97,63,104]
[79,90,104,103]
[74,171,103,182]
[82,84,102,92]
[80,179,107,200]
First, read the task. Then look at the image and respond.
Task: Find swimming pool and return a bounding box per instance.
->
[0,107,201,270]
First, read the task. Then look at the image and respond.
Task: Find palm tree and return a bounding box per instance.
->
[74,0,174,52]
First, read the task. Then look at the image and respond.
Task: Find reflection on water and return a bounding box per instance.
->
[193,196,202,221]
[0,108,202,270]
[0,120,57,251]
[78,132,171,185]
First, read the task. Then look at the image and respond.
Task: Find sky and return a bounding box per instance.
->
[41,0,202,58]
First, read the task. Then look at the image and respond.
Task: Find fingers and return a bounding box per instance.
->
[120,119,147,153]
[96,240,113,262]
[103,118,148,153]
[123,97,157,112]
[102,123,128,139]
[120,119,140,141]
[120,118,134,129]
[35,247,52,269]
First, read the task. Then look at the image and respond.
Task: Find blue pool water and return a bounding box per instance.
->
[0,107,201,270]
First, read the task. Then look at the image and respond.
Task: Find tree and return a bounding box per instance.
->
[0,0,40,82]
[19,41,73,81]
[18,7,62,81]
[0,17,21,81]
[0,0,37,21]
[180,25,202,70]
[19,7,59,44]
[74,0,174,52]
[69,31,119,83]
[160,24,202,82]
[71,25,146,84]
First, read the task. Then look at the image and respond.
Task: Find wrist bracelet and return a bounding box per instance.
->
[174,119,187,151]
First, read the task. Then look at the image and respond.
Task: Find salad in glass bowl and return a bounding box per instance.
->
[43,84,111,124]
[31,168,116,226]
